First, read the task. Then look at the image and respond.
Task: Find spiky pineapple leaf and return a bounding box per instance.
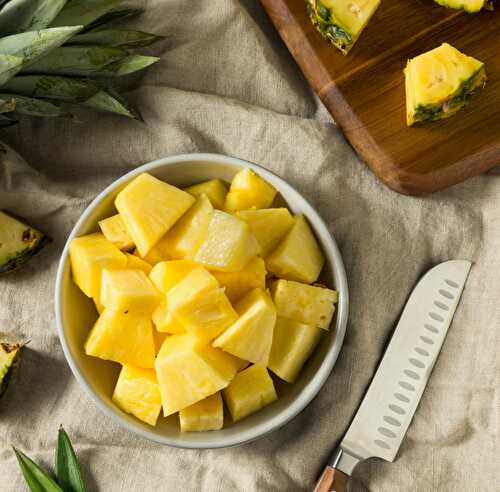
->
[0,54,24,85]
[13,447,64,492]
[93,54,159,77]
[0,0,67,36]
[70,29,163,48]
[0,97,15,112]
[56,427,86,492]
[83,89,139,119]
[84,7,143,31]
[50,0,122,27]
[0,93,65,116]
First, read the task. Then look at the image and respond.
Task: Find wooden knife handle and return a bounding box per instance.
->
[313,465,349,492]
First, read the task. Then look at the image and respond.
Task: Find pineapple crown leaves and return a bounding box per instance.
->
[0,0,163,121]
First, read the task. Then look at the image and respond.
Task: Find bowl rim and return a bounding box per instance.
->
[55,152,349,449]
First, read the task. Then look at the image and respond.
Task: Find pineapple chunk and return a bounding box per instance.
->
[270,279,337,330]
[266,215,324,284]
[69,233,127,299]
[85,309,155,368]
[269,317,323,383]
[134,246,166,266]
[152,301,185,334]
[160,195,213,259]
[224,168,277,212]
[98,214,134,251]
[100,269,160,314]
[434,0,487,12]
[149,260,199,294]
[115,173,195,257]
[155,334,237,416]
[223,364,277,422]
[213,289,276,365]
[153,328,168,354]
[212,256,266,303]
[185,179,228,209]
[194,211,262,272]
[125,252,152,274]
[179,392,224,432]
[236,208,294,256]
[112,365,162,426]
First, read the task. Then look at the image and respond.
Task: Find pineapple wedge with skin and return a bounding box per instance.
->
[115,173,195,257]
[125,252,152,275]
[0,342,23,397]
[269,317,323,383]
[270,279,338,329]
[112,365,162,426]
[223,364,277,422]
[224,169,277,212]
[405,43,486,126]
[185,179,228,209]
[179,392,224,432]
[194,211,262,272]
[213,289,276,366]
[98,214,134,251]
[266,215,325,284]
[434,0,489,12]
[155,334,237,416]
[307,0,381,55]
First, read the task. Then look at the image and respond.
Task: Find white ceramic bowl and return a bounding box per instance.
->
[55,153,349,449]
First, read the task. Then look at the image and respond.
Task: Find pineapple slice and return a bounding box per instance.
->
[152,301,185,334]
[236,208,294,256]
[98,214,134,251]
[306,0,381,55]
[266,215,324,284]
[115,173,195,257]
[125,252,152,274]
[160,195,213,259]
[223,364,277,422]
[69,233,127,299]
[224,169,277,212]
[185,179,228,209]
[85,309,155,368]
[155,334,237,416]
[179,392,224,432]
[405,43,486,126]
[112,365,162,426]
[212,256,266,303]
[194,211,262,272]
[270,279,338,329]
[268,317,323,383]
[213,289,276,365]
[149,260,198,294]
[434,0,489,12]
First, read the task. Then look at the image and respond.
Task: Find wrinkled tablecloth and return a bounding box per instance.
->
[1,1,499,490]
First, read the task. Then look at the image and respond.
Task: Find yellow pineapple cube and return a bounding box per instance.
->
[268,317,323,383]
[98,214,135,251]
[223,364,277,422]
[213,289,276,365]
[85,309,155,368]
[69,233,127,299]
[100,269,160,314]
[134,246,166,267]
[152,301,185,334]
[112,365,162,426]
[155,334,237,416]
[179,392,224,432]
[270,279,337,330]
[153,328,168,354]
[149,260,199,294]
[115,173,195,257]
[194,211,261,272]
[125,252,152,274]
[224,169,277,212]
[185,179,228,210]
[266,215,325,284]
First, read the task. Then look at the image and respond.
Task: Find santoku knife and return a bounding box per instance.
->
[314,260,472,492]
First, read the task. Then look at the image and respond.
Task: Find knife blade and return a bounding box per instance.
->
[314,260,472,492]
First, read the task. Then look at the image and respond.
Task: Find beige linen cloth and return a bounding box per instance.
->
[1,1,499,490]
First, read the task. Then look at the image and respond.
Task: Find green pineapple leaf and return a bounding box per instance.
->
[50,0,123,27]
[84,7,144,31]
[93,54,159,77]
[13,447,64,492]
[0,54,24,85]
[55,427,87,492]
[0,93,66,116]
[82,88,140,119]
[70,29,164,48]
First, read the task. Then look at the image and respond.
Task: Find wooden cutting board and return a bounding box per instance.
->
[260,0,500,195]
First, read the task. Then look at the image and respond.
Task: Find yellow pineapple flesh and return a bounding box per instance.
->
[98,214,135,251]
[185,179,228,209]
[152,301,185,334]
[149,260,199,294]
[125,252,152,274]
[179,392,224,432]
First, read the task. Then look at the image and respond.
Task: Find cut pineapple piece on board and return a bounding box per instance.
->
[0,342,23,398]
[115,173,195,257]
[224,168,277,212]
[100,269,160,314]
[125,252,152,275]
[152,301,185,334]
[269,317,323,383]
[306,0,381,55]
[236,208,294,256]
[69,233,127,299]
[149,260,199,294]
[270,279,338,329]
[185,179,228,210]
[213,289,276,366]
[405,43,486,126]
[179,392,224,432]
[223,364,277,422]
[155,334,237,416]
[266,215,324,284]
[98,214,134,251]
[434,0,489,12]
[85,309,155,368]
[194,211,261,272]
[212,257,266,303]
[112,365,162,426]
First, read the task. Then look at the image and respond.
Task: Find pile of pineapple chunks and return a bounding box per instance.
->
[69,168,338,431]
